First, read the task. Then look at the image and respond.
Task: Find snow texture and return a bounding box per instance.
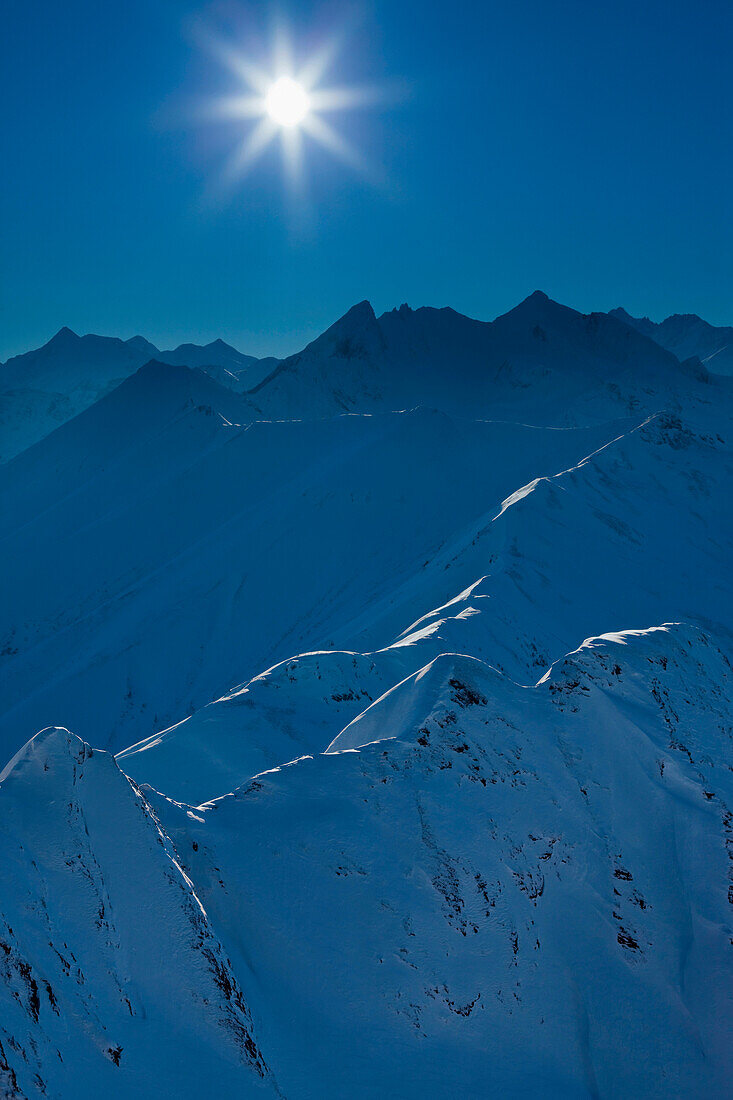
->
[0,292,731,1098]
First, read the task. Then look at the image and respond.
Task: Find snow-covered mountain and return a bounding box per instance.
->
[0,328,152,463]
[4,624,730,1097]
[610,306,733,376]
[1,367,634,758]
[160,623,728,1099]
[0,726,277,1098]
[1,292,731,1097]
[248,292,710,424]
[156,339,279,391]
[125,334,159,359]
[0,329,275,462]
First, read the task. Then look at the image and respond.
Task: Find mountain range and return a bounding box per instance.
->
[0,292,731,1098]
[0,330,275,463]
[610,306,733,376]
[2,293,730,463]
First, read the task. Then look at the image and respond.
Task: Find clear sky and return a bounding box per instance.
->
[2,0,731,360]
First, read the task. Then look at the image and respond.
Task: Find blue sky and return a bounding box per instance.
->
[2,0,731,359]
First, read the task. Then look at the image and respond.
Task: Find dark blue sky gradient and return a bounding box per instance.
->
[2,0,731,358]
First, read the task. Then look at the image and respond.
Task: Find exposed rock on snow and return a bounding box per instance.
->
[0,727,275,1098]
[1,293,732,1097]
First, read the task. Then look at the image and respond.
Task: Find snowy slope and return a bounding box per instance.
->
[0,294,712,465]
[156,339,278,390]
[0,329,153,463]
[4,630,732,1097]
[142,623,732,1098]
[0,393,629,761]
[1,292,732,1097]
[0,727,278,1099]
[118,406,733,807]
[611,306,733,376]
[117,649,399,805]
[125,335,159,359]
[0,360,255,540]
[0,330,275,463]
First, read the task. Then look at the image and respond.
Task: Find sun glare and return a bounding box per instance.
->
[198,19,397,194]
[265,77,310,128]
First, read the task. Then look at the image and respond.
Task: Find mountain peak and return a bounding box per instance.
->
[126,334,159,356]
[609,307,635,322]
[495,289,576,328]
[308,300,382,362]
[0,725,92,786]
[340,300,377,324]
[47,325,79,347]
[509,290,561,315]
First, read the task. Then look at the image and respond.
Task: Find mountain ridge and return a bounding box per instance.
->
[610,305,733,375]
[1,289,731,1096]
[3,291,722,465]
[246,290,710,426]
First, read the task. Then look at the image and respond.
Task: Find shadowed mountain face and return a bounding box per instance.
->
[4,291,721,464]
[610,306,733,376]
[0,330,275,462]
[155,339,279,391]
[1,292,731,1098]
[0,330,153,463]
[248,292,709,424]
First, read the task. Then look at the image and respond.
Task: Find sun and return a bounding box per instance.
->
[265,77,310,128]
[197,19,397,193]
